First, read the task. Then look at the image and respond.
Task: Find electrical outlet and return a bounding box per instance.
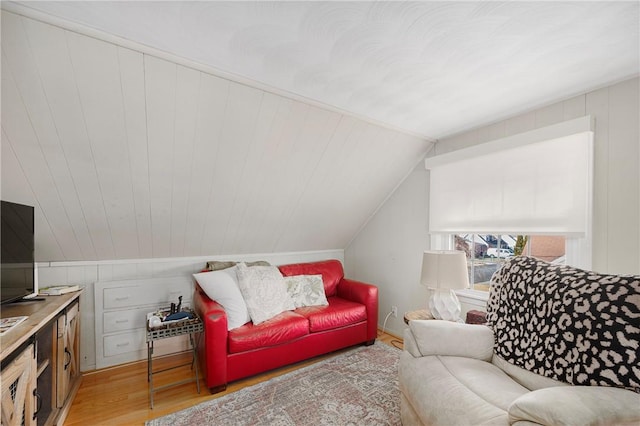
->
[391,306,398,318]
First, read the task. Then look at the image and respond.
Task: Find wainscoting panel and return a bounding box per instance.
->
[36,249,343,371]
[1,9,430,264]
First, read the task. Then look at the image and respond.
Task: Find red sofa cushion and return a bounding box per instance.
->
[278,259,344,297]
[294,296,367,332]
[228,311,309,354]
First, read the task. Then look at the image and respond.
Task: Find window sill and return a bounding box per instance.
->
[455,289,489,309]
[454,289,489,302]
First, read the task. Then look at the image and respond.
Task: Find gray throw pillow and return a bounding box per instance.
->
[206,260,270,271]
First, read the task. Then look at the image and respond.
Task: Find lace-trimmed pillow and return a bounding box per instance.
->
[285,274,329,308]
[235,262,295,325]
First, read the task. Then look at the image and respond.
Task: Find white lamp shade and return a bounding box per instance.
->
[420,250,469,290]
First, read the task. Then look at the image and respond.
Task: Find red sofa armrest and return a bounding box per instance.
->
[337,278,378,343]
[193,284,229,391]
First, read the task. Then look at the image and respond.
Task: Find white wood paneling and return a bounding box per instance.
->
[182,73,230,256]
[118,47,153,259]
[242,98,311,252]
[587,87,610,272]
[1,48,84,260]
[144,55,177,258]
[170,65,200,257]
[1,11,432,262]
[20,14,114,260]
[200,83,264,254]
[504,111,536,136]
[534,102,565,128]
[284,116,357,249]
[607,78,639,274]
[1,14,96,260]
[345,164,431,337]
[1,129,63,261]
[223,92,294,254]
[66,31,139,259]
[264,103,339,252]
[272,108,344,250]
[563,95,587,120]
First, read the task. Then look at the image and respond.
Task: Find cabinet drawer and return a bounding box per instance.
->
[103,282,192,309]
[103,308,147,333]
[103,331,145,357]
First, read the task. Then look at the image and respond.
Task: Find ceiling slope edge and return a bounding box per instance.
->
[434,72,640,142]
[345,142,436,251]
[2,1,434,143]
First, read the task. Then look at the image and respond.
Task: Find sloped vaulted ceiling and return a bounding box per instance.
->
[2,1,639,262]
[1,10,429,261]
[9,1,639,138]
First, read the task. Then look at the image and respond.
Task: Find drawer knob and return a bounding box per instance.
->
[115,296,129,301]
[116,342,130,347]
[115,319,128,324]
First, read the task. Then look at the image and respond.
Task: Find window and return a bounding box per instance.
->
[454,234,566,291]
[426,116,594,276]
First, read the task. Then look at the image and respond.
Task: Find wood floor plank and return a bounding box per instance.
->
[64,331,403,425]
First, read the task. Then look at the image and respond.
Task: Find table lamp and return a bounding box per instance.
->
[420,250,469,322]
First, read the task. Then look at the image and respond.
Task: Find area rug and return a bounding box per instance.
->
[146,341,401,426]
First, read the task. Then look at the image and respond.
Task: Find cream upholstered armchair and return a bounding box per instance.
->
[399,256,640,426]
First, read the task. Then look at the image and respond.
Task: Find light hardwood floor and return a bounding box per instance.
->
[64,331,403,425]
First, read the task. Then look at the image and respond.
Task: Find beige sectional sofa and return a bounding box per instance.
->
[399,257,640,425]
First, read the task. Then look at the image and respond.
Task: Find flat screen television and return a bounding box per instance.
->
[1,200,36,304]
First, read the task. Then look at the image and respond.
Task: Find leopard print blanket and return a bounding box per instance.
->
[486,256,640,392]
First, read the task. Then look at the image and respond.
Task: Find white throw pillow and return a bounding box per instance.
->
[284,274,329,308]
[193,266,251,330]
[235,262,295,325]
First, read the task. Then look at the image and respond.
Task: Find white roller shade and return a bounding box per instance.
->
[426,117,593,236]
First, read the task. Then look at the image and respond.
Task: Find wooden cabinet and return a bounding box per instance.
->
[35,322,53,424]
[0,292,82,425]
[1,342,37,426]
[55,301,79,408]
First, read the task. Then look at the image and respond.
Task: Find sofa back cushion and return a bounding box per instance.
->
[487,256,640,393]
[278,259,344,297]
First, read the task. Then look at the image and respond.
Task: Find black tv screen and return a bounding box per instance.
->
[1,200,35,304]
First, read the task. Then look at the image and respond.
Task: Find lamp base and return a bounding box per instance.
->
[428,288,462,322]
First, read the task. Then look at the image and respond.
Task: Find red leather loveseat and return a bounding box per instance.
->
[193,259,378,393]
